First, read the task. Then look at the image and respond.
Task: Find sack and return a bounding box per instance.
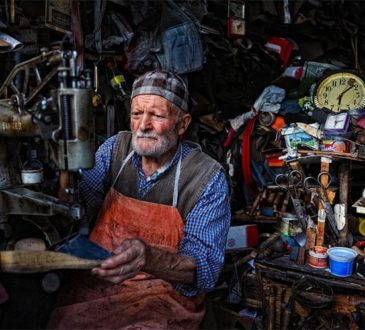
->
[156,0,203,74]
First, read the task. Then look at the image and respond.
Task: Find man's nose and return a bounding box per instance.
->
[138,113,152,131]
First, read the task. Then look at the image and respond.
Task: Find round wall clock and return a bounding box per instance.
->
[313,71,365,112]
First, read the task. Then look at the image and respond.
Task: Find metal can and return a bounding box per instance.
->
[320,137,348,153]
[307,246,328,268]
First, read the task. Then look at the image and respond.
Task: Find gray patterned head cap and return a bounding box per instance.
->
[131,70,189,112]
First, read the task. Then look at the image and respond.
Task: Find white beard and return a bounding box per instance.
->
[132,126,179,158]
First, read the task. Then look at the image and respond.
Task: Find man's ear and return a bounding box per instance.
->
[177,113,192,135]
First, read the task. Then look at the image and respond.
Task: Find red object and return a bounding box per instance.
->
[246,224,259,247]
[355,241,365,248]
[271,115,285,132]
[224,127,236,149]
[265,37,294,68]
[266,153,284,167]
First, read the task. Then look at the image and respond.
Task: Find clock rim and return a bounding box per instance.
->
[313,70,365,112]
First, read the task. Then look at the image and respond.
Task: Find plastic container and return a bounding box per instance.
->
[327,247,357,277]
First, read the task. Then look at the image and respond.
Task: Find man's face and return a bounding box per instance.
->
[130,94,189,158]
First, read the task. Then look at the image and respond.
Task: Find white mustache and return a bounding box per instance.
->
[136,132,158,139]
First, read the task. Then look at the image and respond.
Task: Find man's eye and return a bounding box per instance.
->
[153,114,164,119]
[132,112,141,117]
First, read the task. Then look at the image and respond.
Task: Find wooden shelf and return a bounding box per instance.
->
[232,213,278,224]
[256,255,365,291]
[293,149,365,162]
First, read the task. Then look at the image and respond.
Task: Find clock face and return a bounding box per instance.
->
[313,72,365,112]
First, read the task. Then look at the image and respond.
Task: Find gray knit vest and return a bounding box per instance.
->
[107,131,222,222]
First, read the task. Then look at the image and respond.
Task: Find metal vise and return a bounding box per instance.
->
[0,47,95,247]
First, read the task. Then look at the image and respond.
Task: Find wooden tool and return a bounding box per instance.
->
[0,251,102,273]
[267,287,275,330]
[338,162,350,246]
[316,157,330,246]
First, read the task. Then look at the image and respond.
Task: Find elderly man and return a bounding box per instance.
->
[48,70,230,329]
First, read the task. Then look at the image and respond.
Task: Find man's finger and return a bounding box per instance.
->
[92,257,144,278]
[101,245,140,269]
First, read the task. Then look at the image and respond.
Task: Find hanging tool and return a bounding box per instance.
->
[10,0,15,24]
[249,189,266,216]
[282,282,299,330]
[282,291,296,330]
[275,170,307,229]
[304,172,339,244]
[92,58,103,108]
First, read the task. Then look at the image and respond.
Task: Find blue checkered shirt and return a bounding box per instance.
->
[79,135,231,297]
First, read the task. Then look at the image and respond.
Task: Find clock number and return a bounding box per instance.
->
[340,78,346,85]
[324,100,329,105]
[354,99,358,105]
[323,92,328,98]
[325,86,331,92]
[332,81,337,87]
[354,83,359,90]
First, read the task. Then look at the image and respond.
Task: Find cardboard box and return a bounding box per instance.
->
[225,225,259,250]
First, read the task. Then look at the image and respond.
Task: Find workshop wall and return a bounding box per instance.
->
[1,0,365,329]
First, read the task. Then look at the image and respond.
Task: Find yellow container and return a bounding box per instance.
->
[359,218,365,236]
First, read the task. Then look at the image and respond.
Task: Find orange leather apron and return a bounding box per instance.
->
[48,151,205,329]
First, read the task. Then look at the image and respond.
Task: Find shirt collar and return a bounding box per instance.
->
[132,143,183,181]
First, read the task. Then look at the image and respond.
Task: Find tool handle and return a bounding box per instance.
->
[281,307,291,330]
[259,231,281,250]
[0,251,101,273]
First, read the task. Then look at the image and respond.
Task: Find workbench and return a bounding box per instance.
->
[255,255,365,330]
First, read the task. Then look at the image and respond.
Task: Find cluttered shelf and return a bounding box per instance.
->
[255,255,365,292]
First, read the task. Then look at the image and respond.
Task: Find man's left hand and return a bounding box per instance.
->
[91,239,147,284]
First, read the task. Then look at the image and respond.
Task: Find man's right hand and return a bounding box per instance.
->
[91,239,147,284]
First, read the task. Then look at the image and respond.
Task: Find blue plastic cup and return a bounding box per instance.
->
[327,247,357,277]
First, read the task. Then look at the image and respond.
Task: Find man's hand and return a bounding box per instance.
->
[92,238,196,285]
[91,239,147,284]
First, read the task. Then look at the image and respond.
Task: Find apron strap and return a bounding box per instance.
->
[172,147,183,208]
[111,150,135,187]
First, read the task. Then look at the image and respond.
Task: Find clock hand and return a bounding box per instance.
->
[337,79,355,105]
[334,118,344,126]
[338,85,354,99]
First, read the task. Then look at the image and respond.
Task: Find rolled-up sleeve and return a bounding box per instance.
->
[175,169,231,296]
